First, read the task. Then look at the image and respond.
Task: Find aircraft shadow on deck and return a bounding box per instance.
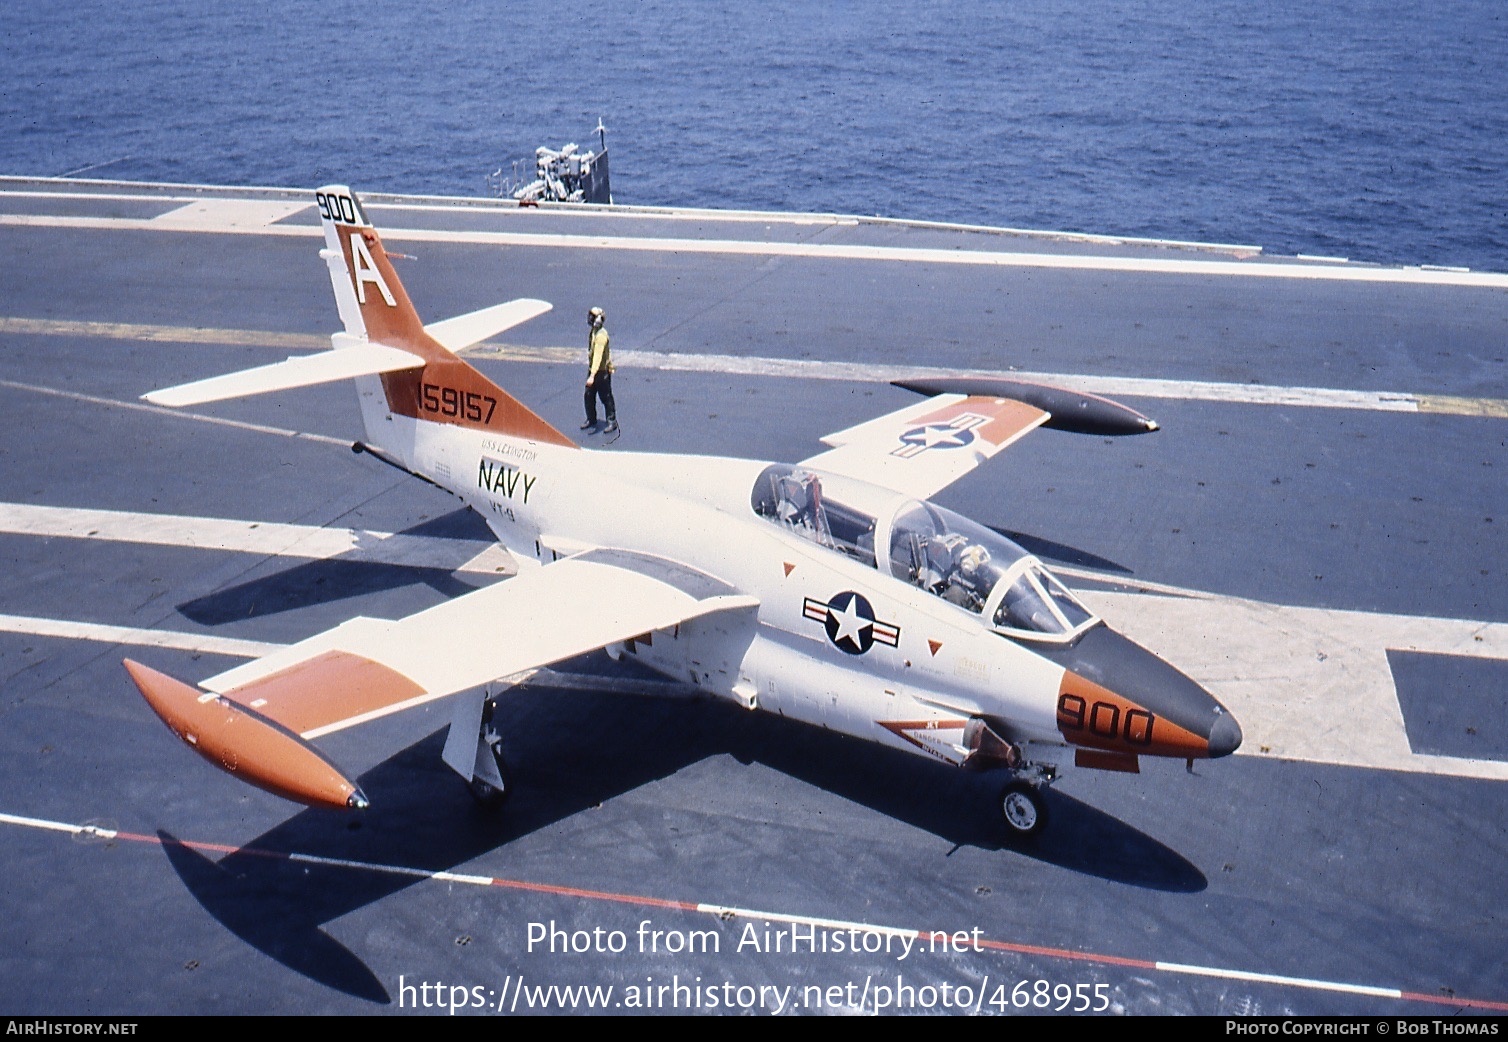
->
[989,527,1133,575]
[160,679,1203,1002]
[175,509,495,625]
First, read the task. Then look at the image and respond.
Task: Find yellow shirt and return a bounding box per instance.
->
[588,326,613,376]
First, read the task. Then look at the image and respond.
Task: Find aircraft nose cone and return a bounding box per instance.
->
[1207,711,1243,758]
[1031,624,1240,760]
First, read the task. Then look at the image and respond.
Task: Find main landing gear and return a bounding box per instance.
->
[444,689,510,810]
[468,695,510,808]
[469,735,510,809]
[962,718,1053,840]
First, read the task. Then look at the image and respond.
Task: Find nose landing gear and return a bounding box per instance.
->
[995,758,1056,840]
[998,779,1048,839]
[964,720,1054,840]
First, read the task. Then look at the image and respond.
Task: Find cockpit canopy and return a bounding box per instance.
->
[752,464,1098,643]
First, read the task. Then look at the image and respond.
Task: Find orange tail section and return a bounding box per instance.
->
[317,186,575,447]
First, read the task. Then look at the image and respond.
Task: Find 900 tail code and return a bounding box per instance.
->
[315,191,359,224]
[421,382,497,423]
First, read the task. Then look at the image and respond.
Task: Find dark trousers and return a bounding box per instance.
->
[584,372,616,424]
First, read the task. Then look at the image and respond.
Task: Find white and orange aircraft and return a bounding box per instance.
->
[123,187,1242,839]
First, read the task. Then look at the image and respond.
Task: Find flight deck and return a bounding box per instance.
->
[0,178,1504,1015]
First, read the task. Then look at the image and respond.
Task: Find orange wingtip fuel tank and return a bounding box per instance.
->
[123,659,367,810]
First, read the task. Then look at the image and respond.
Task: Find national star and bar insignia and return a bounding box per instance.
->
[890,412,992,459]
[803,591,901,655]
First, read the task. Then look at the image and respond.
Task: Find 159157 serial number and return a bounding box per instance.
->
[420,382,496,423]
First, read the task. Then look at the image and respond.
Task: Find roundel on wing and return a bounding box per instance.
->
[899,423,976,450]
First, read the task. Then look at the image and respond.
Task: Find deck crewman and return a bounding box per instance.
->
[582,305,618,434]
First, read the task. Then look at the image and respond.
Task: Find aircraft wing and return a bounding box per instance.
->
[124,549,757,809]
[799,393,1049,499]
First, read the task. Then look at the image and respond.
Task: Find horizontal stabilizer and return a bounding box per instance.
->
[425,298,553,354]
[894,377,1158,436]
[143,341,424,407]
[124,659,366,810]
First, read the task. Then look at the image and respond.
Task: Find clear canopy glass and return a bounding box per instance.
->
[752,464,1098,642]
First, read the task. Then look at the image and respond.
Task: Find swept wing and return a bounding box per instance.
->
[801,393,1049,499]
[125,550,757,808]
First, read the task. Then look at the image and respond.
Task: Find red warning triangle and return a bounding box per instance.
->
[927,639,943,656]
[782,562,795,576]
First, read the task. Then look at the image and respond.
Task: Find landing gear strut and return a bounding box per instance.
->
[468,696,510,808]
[444,690,510,810]
[468,734,510,809]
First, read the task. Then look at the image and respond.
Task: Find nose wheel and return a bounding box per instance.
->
[999,780,1048,839]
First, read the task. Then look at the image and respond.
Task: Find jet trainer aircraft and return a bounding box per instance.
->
[123,187,1242,839]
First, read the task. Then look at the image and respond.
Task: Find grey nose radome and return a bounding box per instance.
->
[1027,623,1243,761]
[1207,711,1243,758]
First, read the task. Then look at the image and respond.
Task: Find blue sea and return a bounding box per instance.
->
[3,0,1505,270]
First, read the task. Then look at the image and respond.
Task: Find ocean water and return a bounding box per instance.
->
[3,0,1504,270]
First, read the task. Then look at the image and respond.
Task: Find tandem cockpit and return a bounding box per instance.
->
[751,463,1099,643]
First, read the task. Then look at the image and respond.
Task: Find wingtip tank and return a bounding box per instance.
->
[894,377,1158,436]
[123,659,366,810]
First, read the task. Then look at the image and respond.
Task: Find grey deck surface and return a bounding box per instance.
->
[0,180,1503,1016]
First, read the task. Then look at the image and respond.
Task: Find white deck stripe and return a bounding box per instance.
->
[0,614,277,658]
[365,200,862,228]
[0,811,118,839]
[286,850,434,878]
[152,199,310,229]
[478,343,1508,416]
[388,227,1508,288]
[7,316,1488,416]
[0,377,350,446]
[601,347,1427,412]
[0,315,326,350]
[0,501,515,576]
[1,209,1505,288]
[1155,961,1402,998]
[0,182,1265,248]
[0,806,1474,1008]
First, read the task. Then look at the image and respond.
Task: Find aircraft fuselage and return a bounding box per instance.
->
[399,412,1237,776]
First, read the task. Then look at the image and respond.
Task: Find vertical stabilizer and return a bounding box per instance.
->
[314,186,576,448]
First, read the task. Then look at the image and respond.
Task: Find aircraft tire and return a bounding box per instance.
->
[468,739,510,810]
[999,780,1047,839]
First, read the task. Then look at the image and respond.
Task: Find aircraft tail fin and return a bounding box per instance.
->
[315,185,576,447]
[142,189,575,451]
